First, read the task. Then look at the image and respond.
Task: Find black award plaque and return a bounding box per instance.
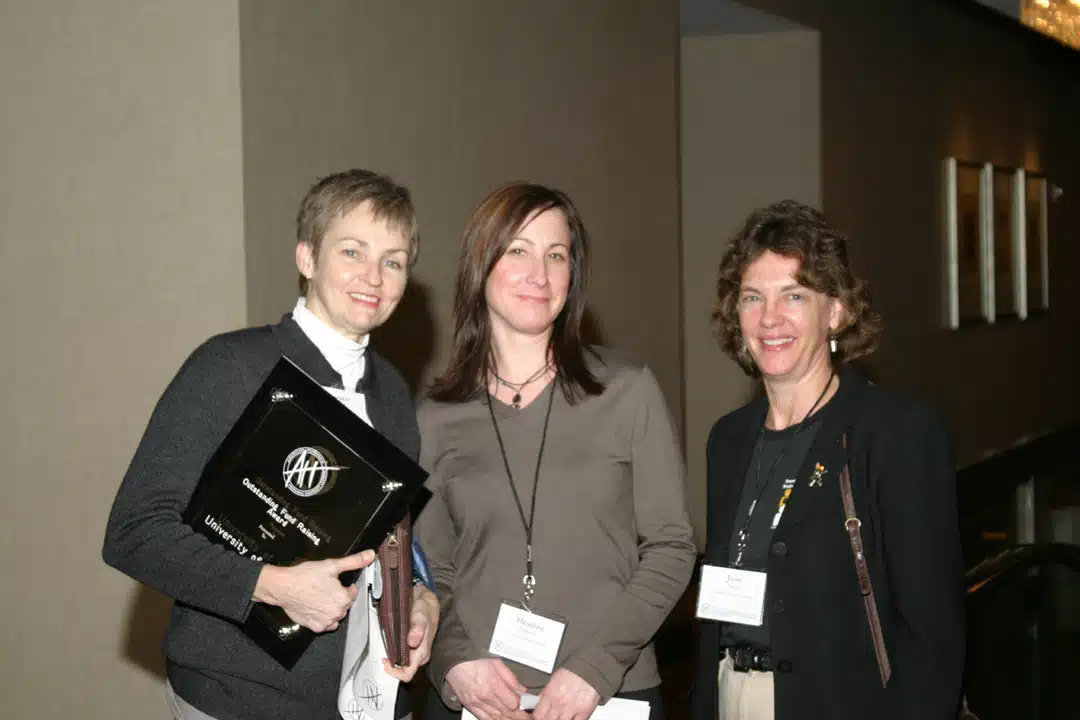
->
[182,356,427,669]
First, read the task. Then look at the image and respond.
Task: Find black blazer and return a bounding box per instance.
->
[691,370,965,720]
[103,315,420,720]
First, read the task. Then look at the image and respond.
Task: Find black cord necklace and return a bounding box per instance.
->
[485,381,557,609]
[733,370,836,567]
[492,363,551,408]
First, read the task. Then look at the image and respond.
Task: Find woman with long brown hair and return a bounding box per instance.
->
[416,182,696,720]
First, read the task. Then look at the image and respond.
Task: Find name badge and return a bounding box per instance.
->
[323,386,370,425]
[695,565,767,626]
[488,602,566,674]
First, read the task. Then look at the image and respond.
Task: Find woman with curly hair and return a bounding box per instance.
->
[691,200,965,720]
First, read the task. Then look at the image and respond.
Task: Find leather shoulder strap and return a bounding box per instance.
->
[839,433,892,688]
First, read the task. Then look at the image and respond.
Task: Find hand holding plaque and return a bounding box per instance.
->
[252,549,375,633]
[182,357,428,668]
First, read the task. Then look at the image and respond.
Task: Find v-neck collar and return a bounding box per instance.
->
[766,370,863,535]
[710,369,868,560]
[483,377,559,419]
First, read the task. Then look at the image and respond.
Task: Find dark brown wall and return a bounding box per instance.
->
[735,0,1080,463]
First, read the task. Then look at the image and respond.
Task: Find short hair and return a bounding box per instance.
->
[295,169,419,294]
[712,199,882,376]
[429,181,604,403]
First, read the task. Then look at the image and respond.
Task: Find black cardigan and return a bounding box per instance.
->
[691,370,965,720]
[102,315,420,720]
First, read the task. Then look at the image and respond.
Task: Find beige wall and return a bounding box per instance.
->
[3,1,679,716]
[0,2,245,718]
[680,31,822,546]
[238,0,683,409]
[733,0,1080,465]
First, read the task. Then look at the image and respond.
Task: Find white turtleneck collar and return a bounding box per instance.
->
[292,297,370,392]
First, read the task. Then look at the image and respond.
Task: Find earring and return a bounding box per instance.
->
[829,336,838,353]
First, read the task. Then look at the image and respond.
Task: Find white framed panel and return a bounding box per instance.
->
[1014,168,1028,319]
[1025,173,1050,311]
[944,157,959,329]
[944,158,988,328]
[979,162,995,323]
[990,166,1020,319]
[945,159,1052,326]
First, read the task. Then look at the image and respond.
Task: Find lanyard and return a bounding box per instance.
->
[733,371,834,567]
[485,380,557,609]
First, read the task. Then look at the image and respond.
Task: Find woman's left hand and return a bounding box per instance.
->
[533,669,600,720]
[382,584,440,682]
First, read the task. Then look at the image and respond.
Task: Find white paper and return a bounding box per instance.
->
[695,564,767,626]
[337,563,399,720]
[462,694,650,720]
[488,603,566,674]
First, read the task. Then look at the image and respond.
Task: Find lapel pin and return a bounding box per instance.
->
[808,463,826,487]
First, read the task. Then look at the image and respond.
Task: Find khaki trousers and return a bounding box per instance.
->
[166,680,219,720]
[717,653,775,720]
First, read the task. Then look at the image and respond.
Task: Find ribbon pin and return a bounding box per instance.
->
[808,463,826,487]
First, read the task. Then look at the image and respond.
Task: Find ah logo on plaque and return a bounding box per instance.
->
[182,357,428,669]
[282,446,345,497]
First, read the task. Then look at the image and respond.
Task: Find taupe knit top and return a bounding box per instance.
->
[416,348,696,706]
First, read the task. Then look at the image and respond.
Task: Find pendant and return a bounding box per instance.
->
[512,393,522,408]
